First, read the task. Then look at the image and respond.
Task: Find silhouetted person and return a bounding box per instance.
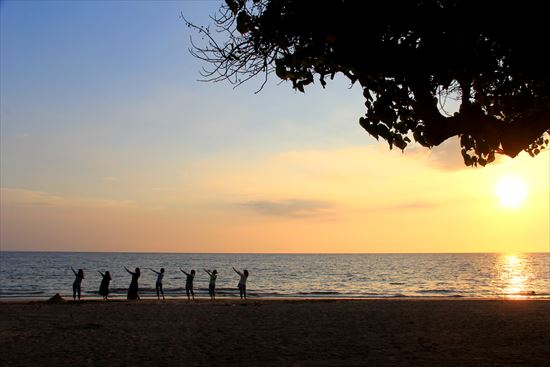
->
[98,271,111,300]
[180,269,195,300]
[71,267,84,301]
[125,266,140,300]
[149,268,165,300]
[233,267,249,300]
[204,269,218,300]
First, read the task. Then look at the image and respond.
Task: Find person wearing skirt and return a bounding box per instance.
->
[124,266,140,300]
[98,271,111,300]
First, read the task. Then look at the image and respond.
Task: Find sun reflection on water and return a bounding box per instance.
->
[498,254,533,299]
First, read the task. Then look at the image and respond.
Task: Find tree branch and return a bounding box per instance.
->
[409,76,550,157]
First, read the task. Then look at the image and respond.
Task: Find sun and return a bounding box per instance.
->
[496,176,528,208]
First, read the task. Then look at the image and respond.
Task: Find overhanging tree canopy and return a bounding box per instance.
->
[188,0,550,166]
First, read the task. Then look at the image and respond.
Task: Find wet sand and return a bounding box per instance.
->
[1,298,549,366]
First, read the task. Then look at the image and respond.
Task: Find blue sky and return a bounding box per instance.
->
[1,0,367,196]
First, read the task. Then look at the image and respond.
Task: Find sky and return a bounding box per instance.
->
[1,0,549,253]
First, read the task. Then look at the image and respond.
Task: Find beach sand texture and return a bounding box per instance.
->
[1,299,549,366]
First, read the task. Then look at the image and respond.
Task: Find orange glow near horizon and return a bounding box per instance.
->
[1,146,549,253]
[1,1,548,255]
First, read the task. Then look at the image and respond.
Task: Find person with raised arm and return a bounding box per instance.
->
[180,268,196,300]
[98,271,111,300]
[124,266,140,300]
[148,268,165,301]
[203,269,218,300]
[71,267,84,301]
[232,267,249,300]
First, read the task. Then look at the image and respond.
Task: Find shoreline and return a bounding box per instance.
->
[2,294,550,303]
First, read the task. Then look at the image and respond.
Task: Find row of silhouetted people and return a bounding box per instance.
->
[70,266,249,301]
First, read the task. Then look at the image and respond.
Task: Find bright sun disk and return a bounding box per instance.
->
[496,176,528,208]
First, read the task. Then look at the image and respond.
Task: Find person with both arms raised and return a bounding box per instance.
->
[204,269,218,300]
[98,270,111,300]
[70,266,84,301]
[149,268,165,301]
[233,267,249,300]
[124,266,141,300]
[180,268,196,300]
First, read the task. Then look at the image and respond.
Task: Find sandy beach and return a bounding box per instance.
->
[1,298,549,366]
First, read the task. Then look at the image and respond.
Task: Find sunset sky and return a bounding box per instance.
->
[1,1,549,253]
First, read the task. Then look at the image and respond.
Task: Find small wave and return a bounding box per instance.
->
[518,290,537,295]
[389,282,405,285]
[109,288,131,292]
[417,289,457,294]
[247,291,283,297]
[0,293,46,298]
[99,287,254,298]
[209,287,241,292]
[499,290,542,296]
[0,290,44,296]
[297,291,342,295]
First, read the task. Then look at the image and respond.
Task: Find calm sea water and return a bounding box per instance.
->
[0,252,548,299]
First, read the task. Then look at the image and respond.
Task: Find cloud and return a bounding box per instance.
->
[421,137,508,171]
[426,137,468,171]
[241,199,334,217]
[0,188,135,209]
[403,138,467,171]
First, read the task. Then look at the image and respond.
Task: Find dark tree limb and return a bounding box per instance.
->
[187,0,550,167]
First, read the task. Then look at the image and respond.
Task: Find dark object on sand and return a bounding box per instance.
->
[47,293,65,303]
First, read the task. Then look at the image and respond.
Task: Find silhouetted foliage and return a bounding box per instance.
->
[187,0,550,166]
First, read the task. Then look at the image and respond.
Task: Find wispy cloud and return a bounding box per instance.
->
[241,199,334,218]
[0,188,135,209]
[426,137,468,171]
[419,137,506,171]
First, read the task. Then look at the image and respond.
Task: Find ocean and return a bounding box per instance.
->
[0,252,548,300]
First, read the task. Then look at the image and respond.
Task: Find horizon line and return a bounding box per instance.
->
[1,250,548,255]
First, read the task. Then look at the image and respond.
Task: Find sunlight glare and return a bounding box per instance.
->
[499,254,531,298]
[496,176,528,208]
